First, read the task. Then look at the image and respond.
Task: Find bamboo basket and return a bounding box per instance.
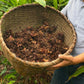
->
[0,4,76,76]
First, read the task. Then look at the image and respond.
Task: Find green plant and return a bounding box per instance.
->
[0,62,23,84]
[4,69,17,84]
[0,69,17,84]
[0,0,35,18]
[0,66,7,76]
[0,0,69,18]
[68,66,84,81]
[46,0,69,10]
[35,0,46,7]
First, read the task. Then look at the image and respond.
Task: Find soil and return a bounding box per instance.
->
[4,22,68,62]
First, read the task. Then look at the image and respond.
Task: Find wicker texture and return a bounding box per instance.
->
[0,4,76,76]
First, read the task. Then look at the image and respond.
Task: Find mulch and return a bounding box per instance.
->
[4,21,68,62]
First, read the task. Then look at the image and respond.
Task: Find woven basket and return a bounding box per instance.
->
[0,4,76,76]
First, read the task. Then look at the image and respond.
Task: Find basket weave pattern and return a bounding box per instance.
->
[0,4,76,76]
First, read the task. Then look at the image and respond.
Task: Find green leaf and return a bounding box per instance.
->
[9,0,19,6]
[45,0,51,2]
[1,58,8,65]
[18,0,28,5]
[0,46,2,50]
[0,7,7,12]
[0,13,3,18]
[9,69,16,73]
[35,80,38,84]
[6,7,14,12]
[4,70,17,79]
[59,0,66,4]
[8,80,16,84]
[4,73,16,81]
[53,0,58,9]
[28,0,32,3]
[68,66,84,81]
[0,0,10,6]
[58,1,68,7]
[35,0,46,7]
[29,77,31,81]
[8,75,16,81]
[0,66,7,76]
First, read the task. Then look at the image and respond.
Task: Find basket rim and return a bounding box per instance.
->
[0,3,77,67]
